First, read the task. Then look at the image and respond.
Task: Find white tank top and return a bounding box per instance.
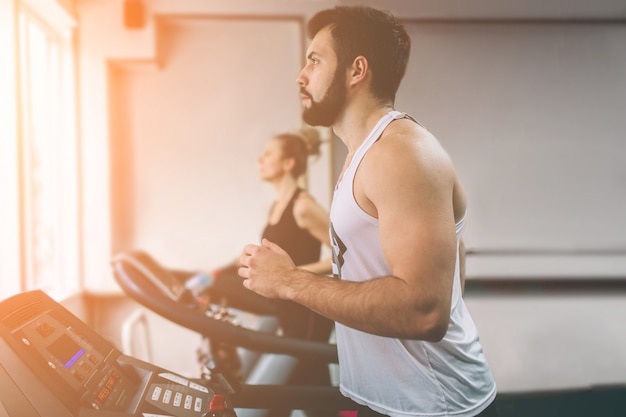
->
[329,110,496,417]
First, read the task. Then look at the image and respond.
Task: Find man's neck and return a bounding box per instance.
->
[332,100,395,153]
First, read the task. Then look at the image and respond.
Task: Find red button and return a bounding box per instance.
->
[209,394,225,411]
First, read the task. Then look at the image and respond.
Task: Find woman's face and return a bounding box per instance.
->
[258,139,291,182]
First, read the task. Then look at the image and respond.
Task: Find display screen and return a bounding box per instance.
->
[48,334,85,368]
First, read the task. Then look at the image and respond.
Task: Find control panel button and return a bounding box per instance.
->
[173,392,182,407]
[189,381,209,393]
[194,397,203,412]
[162,389,172,404]
[158,372,189,386]
[151,386,162,401]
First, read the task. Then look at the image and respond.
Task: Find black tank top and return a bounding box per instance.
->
[261,188,321,266]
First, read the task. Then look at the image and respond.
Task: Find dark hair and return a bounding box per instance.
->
[307,6,411,103]
[275,127,322,178]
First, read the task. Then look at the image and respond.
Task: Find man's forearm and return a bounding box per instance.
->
[285,269,448,341]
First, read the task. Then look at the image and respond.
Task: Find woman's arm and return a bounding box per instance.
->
[293,192,333,275]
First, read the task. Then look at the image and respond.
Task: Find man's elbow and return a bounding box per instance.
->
[409,310,449,342]
[424,320,449,342]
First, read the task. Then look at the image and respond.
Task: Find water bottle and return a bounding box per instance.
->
[183,272,214,298]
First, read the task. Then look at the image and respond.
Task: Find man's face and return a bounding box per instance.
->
[301,65,346,127]
[297,26,347,127]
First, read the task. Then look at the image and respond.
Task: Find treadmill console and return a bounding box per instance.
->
[0,290,236,417]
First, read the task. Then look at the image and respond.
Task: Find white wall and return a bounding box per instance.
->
[466,292,626,392]
[396,21,626,278]
[109,17,308,269]
[76,0,626,391]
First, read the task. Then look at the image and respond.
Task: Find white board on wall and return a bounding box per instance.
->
[394,21,626,277]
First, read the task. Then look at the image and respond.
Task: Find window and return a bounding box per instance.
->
[0,2,79,300]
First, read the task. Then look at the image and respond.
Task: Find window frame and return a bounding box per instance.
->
[0,1,80,301]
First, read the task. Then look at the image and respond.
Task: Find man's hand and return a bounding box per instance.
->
[238,238,298,299]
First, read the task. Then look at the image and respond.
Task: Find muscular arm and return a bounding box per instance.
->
[240,123,462,341]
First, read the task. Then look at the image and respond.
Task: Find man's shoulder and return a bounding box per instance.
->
[373,118,442,161]
[363,119,456,189]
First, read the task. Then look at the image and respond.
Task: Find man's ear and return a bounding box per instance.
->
[348,56,368,86]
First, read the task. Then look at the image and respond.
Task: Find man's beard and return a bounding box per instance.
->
[302,69,346,127]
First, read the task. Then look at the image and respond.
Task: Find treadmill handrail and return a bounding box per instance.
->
[112,259,339,363]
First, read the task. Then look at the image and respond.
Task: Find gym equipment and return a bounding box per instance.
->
[111,251,352,416]
[111,251,337,361]
[0,289,237,417]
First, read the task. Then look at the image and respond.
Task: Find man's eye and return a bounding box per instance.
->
[311,58,319,65]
